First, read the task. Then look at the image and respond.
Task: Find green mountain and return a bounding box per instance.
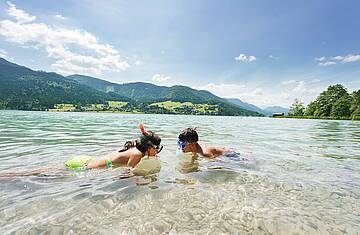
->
[69,74,168,102]
[67,74,263,116]
[226,98,271,115]
[68,75,224,103]
[0,58,129,110]
[264,106,289,115]
[0,57,263,116]
[225,98,290,116]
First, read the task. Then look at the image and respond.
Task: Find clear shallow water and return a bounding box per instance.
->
[0,110,360,234]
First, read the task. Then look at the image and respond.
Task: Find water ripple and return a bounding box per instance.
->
[0,111,359,234]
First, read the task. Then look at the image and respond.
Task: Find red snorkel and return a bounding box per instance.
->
[138,124,163,153]
[139,124,146,135]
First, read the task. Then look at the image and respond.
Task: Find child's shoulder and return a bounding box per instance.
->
[203,146,229,157]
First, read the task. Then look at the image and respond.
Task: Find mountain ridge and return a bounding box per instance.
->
[264,106,289,115]
[67,74,224,104]
[0,58,131,110]
[225,98,271,115]
[0,57,263,116]
[66,74,263,116]
[226,98,289,115]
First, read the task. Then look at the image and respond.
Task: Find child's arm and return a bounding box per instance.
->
[126,155,142,168]
[195,144,215,158]
[199,145,229,158]
[206,146,229,156]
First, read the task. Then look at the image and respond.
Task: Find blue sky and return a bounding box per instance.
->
[0,0,360,107]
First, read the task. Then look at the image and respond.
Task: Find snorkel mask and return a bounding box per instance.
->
[139,124,163,154]
[177,138,186,150]
[177,127,198,151]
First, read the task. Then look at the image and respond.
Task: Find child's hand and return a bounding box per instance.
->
[116,168,134,179]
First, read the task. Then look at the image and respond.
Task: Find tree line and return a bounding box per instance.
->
[288,84,360,120]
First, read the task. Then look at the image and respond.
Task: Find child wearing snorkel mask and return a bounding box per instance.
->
[0,125,163,177]
[177,128,229,158]
[76,124,163,169]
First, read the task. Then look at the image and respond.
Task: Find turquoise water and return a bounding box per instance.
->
[0,110,360,234]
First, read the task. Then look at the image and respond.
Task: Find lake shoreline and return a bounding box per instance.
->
[273,115,359,121]
[0,109,266,117]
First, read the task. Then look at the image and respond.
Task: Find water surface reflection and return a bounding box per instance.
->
[0,111,360,234]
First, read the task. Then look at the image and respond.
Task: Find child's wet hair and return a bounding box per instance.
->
[178,128,198,143]
[119,131,162,153]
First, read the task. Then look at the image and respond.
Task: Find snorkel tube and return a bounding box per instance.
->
[139,124,145,134]
[138,124,163,154]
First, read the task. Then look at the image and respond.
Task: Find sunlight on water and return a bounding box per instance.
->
[0,110,360,234]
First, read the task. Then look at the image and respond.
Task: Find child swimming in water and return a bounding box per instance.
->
[177,127,229,158]
[66,124,162,170]
[0,125,163,177]
[176,128,254,172]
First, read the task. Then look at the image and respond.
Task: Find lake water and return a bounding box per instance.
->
[0,110,360,234]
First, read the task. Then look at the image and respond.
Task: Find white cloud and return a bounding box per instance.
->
[198,80,323,108]
[342,54,360,63]
[253,88,263,95]
[135,60,144,66]
[6,1,36,24]
[235,53,257,62]
[54,14,66,20]
[281,79,296,85]
[152,73,171,83]
[268,54,278,60]
[198,83,273,107]
[248,55,256,62]
[315,57,326,62]
[315,54,360,66]
[235,54,247,62]
[0,48,7,58]
[198,83,245,96]
[318,61,336,66]
[0,2,129,75]
[332,56,343,61]
[293,80,306,92]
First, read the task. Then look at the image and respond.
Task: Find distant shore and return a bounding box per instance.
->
[0,109,266,117]
[47,109,144,114]
[273,115,358,121]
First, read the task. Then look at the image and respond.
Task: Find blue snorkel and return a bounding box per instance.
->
[177,127,197,155]
[177,138,186,151]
